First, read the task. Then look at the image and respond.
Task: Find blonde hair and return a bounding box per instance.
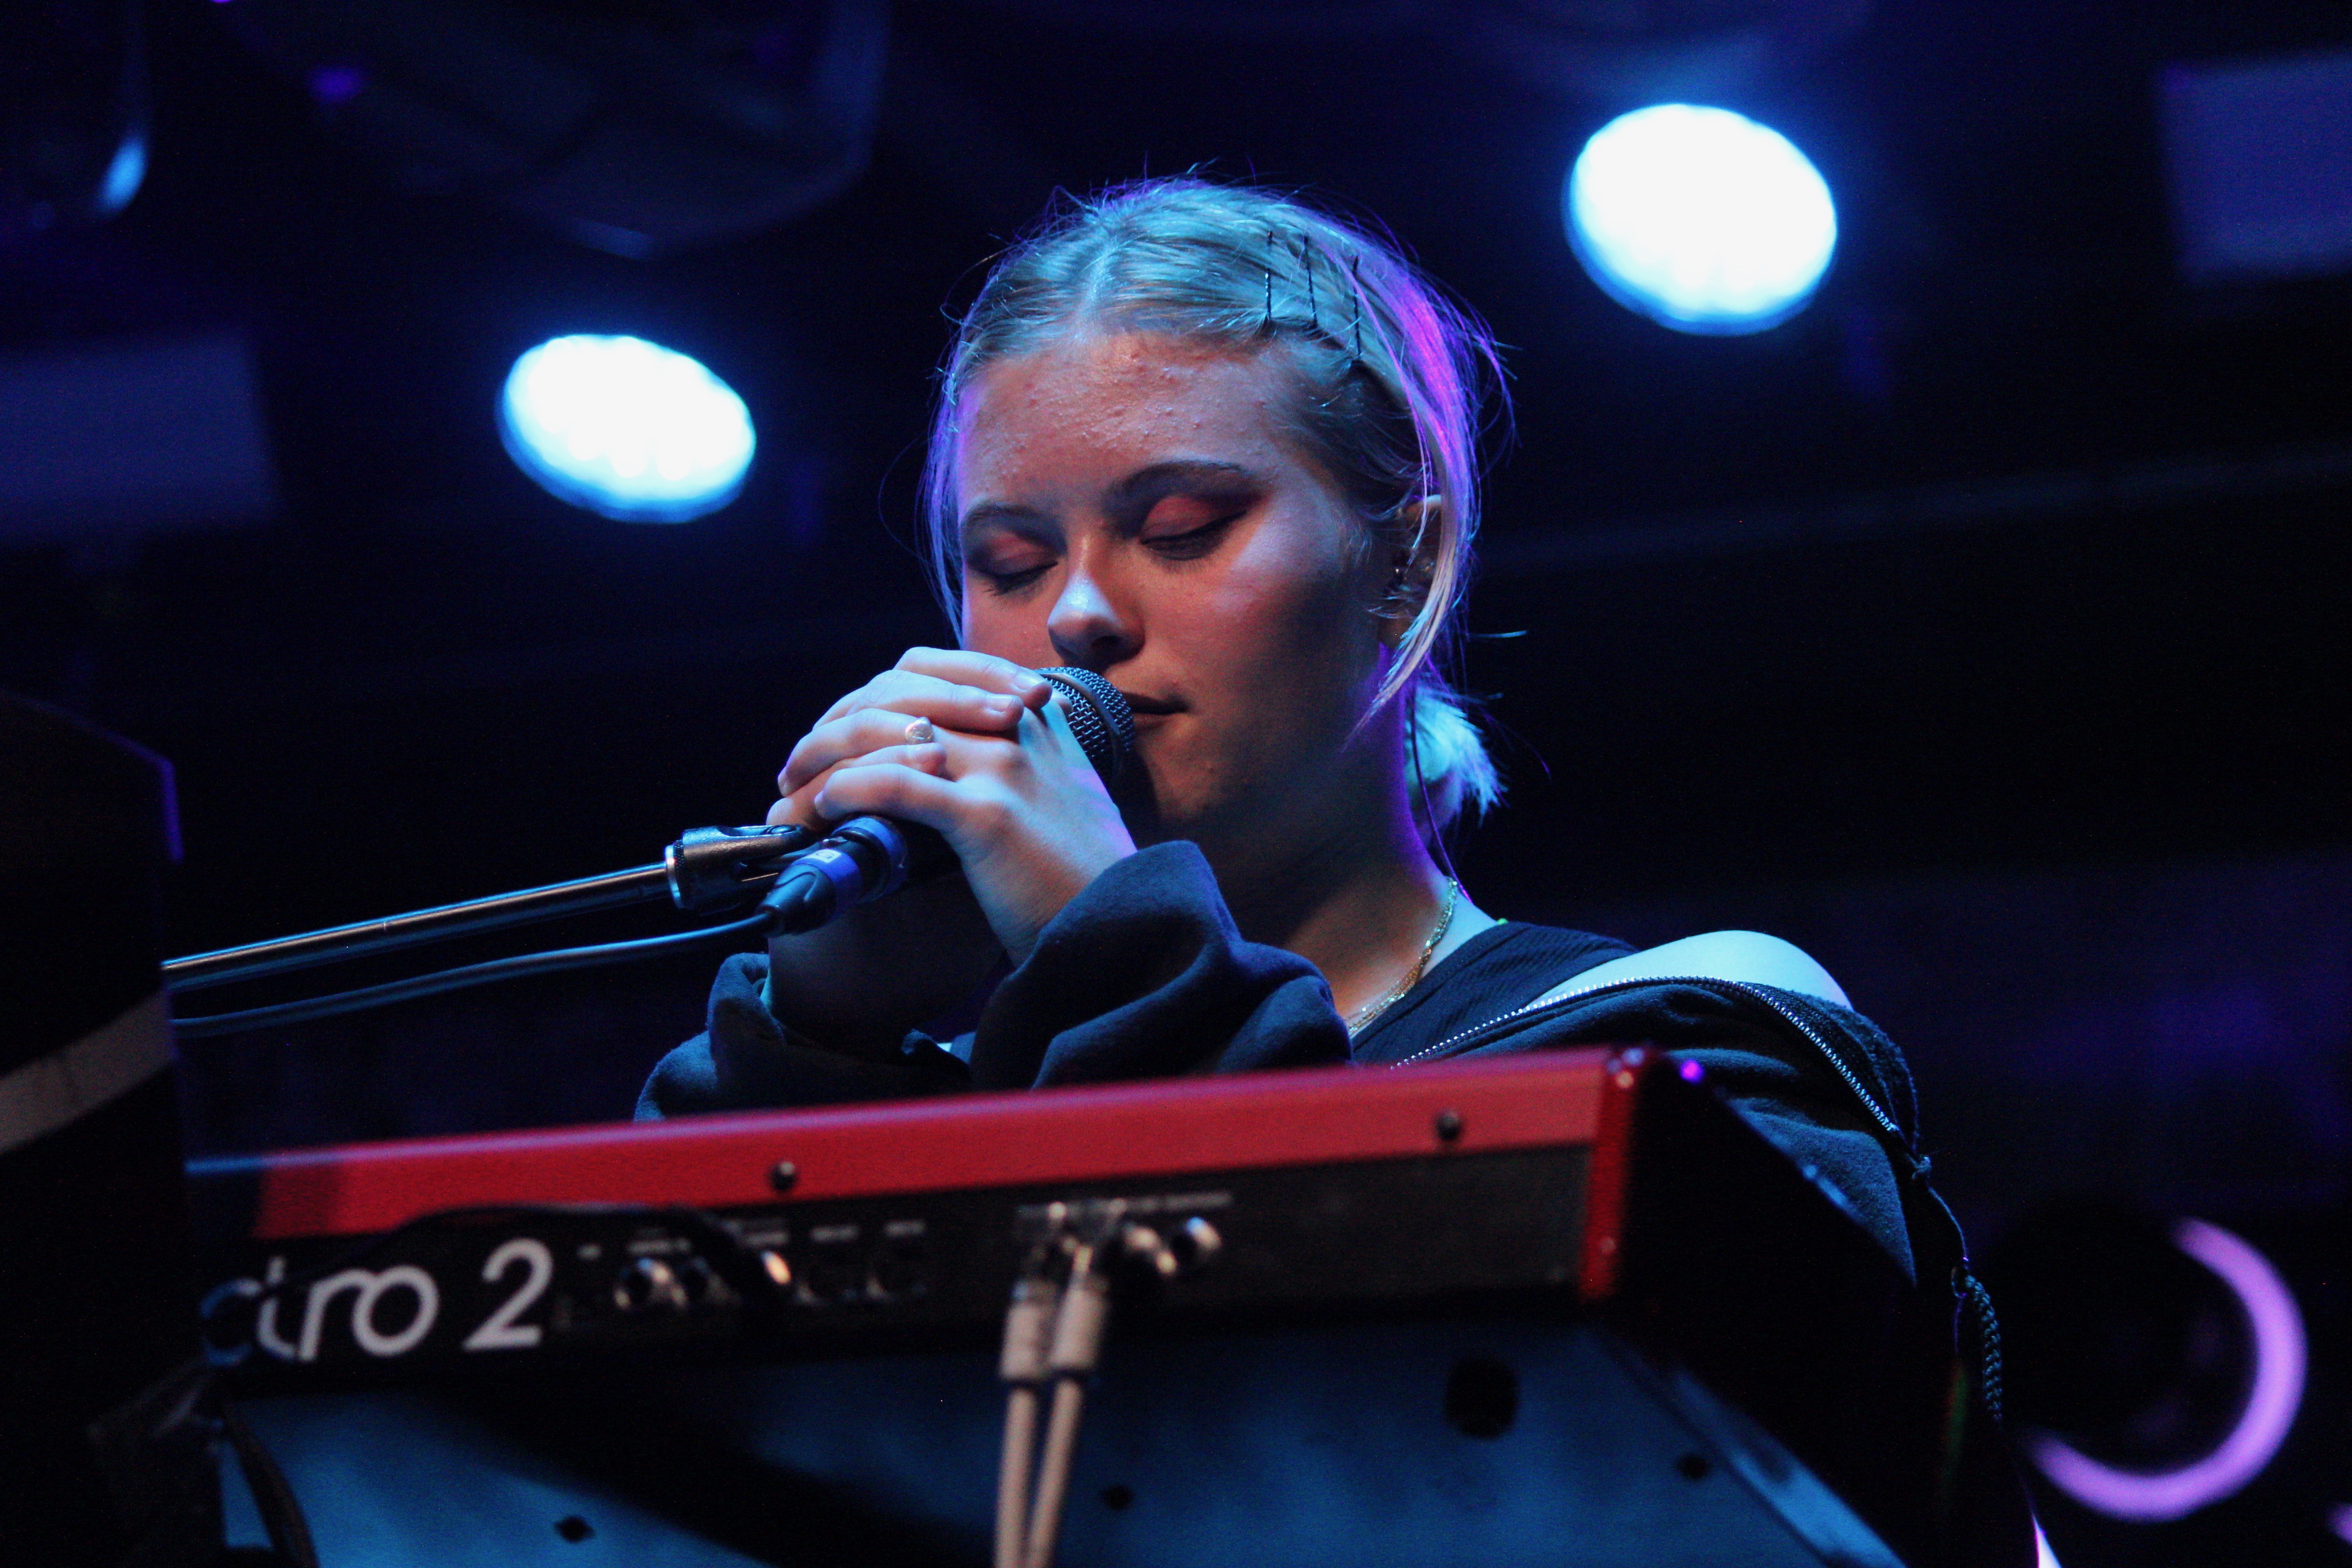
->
[921,177,1504,825]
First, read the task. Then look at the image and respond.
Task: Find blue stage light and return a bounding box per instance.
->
[499,335,754,522]
[1566,104,1837,334]
[98,133,147,215]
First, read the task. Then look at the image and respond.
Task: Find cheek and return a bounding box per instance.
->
[1200,524,1381,678]
[958,583,1060,666]
[1148,537,1386,761]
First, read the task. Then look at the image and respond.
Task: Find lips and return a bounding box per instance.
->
[1116,691,1183,716]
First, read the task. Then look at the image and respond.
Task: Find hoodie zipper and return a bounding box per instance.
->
[1386,973,1908,1150]
[1426,969,1999,1406]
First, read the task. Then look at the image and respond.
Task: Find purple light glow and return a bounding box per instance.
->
[2027,1218,2305,1521]
[309,67,365,105]
[1678,1059,1705,1082]
[2331,1502,2352,1546]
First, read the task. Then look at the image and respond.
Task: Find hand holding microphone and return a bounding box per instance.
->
[764,652,1137,964]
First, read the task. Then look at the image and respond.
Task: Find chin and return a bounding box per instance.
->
[1118,726,1309,857]
[1120,777,1270,864]
[1112,760,1211,849]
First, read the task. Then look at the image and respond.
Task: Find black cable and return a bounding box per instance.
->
[1407,692,1465,889]
[220,1402,319,1568]
[172,911,769,1039]
[1959,1268,2005,1426]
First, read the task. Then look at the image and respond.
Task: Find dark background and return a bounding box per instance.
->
[5,1,2349,1561]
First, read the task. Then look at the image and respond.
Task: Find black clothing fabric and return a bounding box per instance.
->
[1344,921,1634,1062]
[639,841,1929,1279]
[966,840,1361,1088]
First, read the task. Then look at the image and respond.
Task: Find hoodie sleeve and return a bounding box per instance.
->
[965,842,1350,1089]
[637,841,1348,1117]
[635,951,970,1119]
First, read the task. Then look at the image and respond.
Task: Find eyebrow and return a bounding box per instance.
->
[1107,460,1262,519]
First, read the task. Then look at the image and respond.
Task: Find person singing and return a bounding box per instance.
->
[640,177,1932,1283]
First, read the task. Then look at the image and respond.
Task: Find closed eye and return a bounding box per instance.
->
[962,514,1058,596]
[968,556,1054,595]
[1143,514,1241,560]
[1138,492,1250,560]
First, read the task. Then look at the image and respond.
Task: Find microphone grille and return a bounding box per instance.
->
[1034,667,1135,784]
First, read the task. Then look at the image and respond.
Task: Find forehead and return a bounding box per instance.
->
[954,331,1295,495]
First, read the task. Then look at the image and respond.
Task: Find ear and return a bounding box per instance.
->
[1377,496,1442,649]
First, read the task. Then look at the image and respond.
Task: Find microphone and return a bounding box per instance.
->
[760,666,1135,935]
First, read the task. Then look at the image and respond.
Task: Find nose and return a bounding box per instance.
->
[1045,556,1140,671]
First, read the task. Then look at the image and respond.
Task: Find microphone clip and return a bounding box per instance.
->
[664,823,821,913]
[758,816,953,935]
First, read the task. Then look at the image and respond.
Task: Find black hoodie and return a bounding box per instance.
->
[638,841,1945,1284]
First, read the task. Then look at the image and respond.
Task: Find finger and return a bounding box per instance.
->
[778,740,951,820]
[783,708,971,797]
[813,668,1034,733]
[896,647,1054,710]
[810,760,976,840]
[785,692,1016,795]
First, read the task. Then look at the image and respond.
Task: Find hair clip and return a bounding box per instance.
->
[1348,254,1364,363]
[1262,230,1279,334]
[1298,234,1318,336]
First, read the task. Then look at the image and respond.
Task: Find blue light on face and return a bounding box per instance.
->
[1566,104,1838,334]
[499,335,755,522]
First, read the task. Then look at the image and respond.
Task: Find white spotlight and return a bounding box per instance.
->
[499,335,754,522]
[1566,103,1838,334]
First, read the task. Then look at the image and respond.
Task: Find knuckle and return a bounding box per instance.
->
[973,655,1030,693]
[966,793,1014,836]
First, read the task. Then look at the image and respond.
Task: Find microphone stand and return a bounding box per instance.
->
[164,825,817,1033]
[163,667,1135,1037]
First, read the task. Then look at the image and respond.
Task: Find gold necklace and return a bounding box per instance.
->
[1345,879,1460,1037]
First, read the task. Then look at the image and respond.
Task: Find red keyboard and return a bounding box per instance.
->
[189,1050,1632,1381]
